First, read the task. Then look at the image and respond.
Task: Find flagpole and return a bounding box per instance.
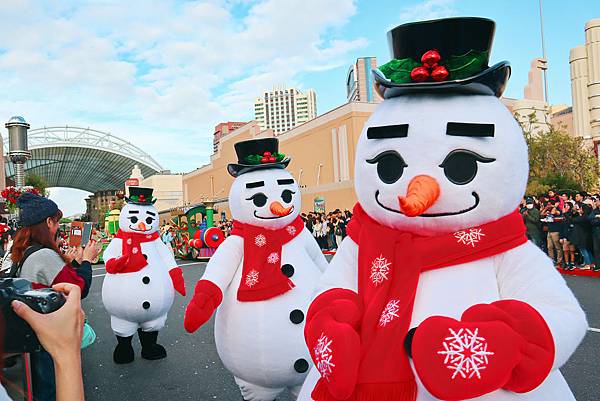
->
[539,0,549,104]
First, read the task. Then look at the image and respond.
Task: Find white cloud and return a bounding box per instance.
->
[397,0,457,24]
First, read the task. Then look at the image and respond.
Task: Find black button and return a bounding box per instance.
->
[142,276,150,284]
[142,301,150,310]
[281,264,294,278]
[294,358,309,373]
[143,254,148,260]
[289,309,304,324]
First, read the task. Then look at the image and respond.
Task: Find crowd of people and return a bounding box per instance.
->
[301,209,353,251]
[520,189,600,271]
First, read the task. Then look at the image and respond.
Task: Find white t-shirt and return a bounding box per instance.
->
[0,384,12,401]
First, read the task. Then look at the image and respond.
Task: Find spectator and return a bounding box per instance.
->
[588,198,600,271]
[521,197,543,249]
[570,203,594,269]
[541,199,564,267]
[561,202,576,270]
[11,193,100,401]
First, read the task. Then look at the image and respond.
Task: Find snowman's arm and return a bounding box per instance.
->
[495,241,587,370]
[199,235,243,290]
[102,239,124,273]
[184,235,242,333]
[302,228,329,272]
[315,236,358,294]
[154,239,186,296]
[156,239,178,268]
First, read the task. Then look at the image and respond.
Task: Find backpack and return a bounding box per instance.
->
[0,243,45,279]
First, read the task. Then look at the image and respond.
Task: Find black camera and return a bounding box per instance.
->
[0,278,66,353]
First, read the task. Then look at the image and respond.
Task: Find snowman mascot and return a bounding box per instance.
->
[102,187,186,364]
[299,17,587,401]
[184,138,328,401]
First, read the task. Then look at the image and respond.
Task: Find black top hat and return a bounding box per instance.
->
[227,138,290,177]
[125,187,156,205]
[373,17,510,99]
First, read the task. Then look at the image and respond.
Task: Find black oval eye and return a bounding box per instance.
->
[439,149,496,185]
[130,216,138,223]
[366,151,407,184]
[281,189,294,203]
[146,217,153,225]
[249,193,267,207]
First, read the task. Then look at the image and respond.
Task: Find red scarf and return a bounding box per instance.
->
[313,203,527,401]
[114,230,160,273]
[231,216,304,302]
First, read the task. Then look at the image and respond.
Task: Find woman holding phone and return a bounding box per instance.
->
[11,192,100,401]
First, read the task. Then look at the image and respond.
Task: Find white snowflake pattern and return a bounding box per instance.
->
[245,270,260,287]
[314,333,335,380]
[286,225,297,236]
[267,252,280,264]
[254,234,267,247]
[370,255,391,285]
[454,228,485,247]
[437,327,495,379]
[379,299,401,327]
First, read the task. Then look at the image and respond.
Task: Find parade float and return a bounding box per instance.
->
[168,200,225,259]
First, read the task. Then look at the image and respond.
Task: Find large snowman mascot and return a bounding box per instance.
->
[102,187,186,364]
[299,17,587,401]
[184,138,328,401]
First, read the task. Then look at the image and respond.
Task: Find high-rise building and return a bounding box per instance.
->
[346,57,382,103]
[254,86,317,134]
[213,122,247,152]
[570,19,600,142]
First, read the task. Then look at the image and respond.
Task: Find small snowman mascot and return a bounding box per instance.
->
[102,187,186,364]
[299,18,587,401]
[184,138,328,401]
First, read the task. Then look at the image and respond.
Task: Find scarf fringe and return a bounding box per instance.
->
[312,379,417,401]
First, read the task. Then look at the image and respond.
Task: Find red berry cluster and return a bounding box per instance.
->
[139,194,146,202]
[261,151,276,163]
[410,49,449,83]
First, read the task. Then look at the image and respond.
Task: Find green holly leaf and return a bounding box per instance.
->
[244,154,262,165]
[274,152,286,162]
[443,50,488,80]
[379,58,421,84]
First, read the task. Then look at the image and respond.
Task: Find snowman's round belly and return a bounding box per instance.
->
[102,265,174,323]
[214,255,320,388]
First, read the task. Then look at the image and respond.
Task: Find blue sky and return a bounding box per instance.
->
[0,0,598,215]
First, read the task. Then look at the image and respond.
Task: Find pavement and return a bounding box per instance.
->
[80,260,599,401]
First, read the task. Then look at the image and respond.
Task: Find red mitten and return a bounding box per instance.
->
[105,255,129,274]
[305,289,362,400]
[411,300,554,401]
[461,300,555,393]
[184,280,222,333]
[169,267,186,296]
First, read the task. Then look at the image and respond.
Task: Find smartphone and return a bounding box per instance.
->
[80,223,93,248]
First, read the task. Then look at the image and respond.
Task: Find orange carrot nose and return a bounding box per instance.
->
[270,201,293,217]
[138,222,147,231]
[398,175,441,217]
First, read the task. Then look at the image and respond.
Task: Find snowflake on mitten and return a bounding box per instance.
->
[314,333,335,380]
[437,327,494,379]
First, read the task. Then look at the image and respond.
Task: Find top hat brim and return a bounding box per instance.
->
[124,197,157,205]
[373,61,510,99]
[228,158,290,178]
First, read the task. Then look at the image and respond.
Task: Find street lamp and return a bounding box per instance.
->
[5,116,31,188]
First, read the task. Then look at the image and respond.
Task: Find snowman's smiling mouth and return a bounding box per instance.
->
[254,206,294,220]
[375,190,480,217]
[129,225,152,232]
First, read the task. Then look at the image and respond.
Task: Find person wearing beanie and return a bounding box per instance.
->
[11,192,100,401]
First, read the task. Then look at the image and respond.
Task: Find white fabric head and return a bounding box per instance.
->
[355,94,528,236]
[229,168,301,230]
[119,203,160,234]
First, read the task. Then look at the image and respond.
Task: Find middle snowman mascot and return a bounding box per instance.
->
[184,137,328,401]
[102,186,186,364]
[299,17,587,401]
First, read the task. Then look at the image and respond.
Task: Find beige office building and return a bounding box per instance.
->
[346,57,382,103]
[570,18,600,141]
[184,102,377,217]
[139,173,184,213]
[254,86,317,134]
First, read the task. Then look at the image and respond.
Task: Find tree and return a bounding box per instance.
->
[25,172,49,196]
[521,114,600,195]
